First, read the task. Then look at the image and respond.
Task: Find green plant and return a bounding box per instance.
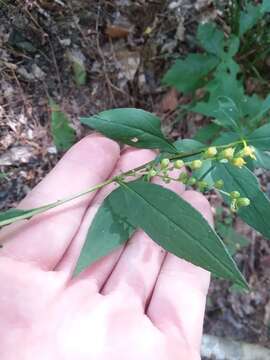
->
[50,100,76,151]
[1,2,270,292]
[1,103,270,290]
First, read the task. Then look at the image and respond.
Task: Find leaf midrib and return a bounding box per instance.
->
[122,182,241,281]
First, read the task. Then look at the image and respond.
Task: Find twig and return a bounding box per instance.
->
[48,38,63,98]
[95,3,116,106]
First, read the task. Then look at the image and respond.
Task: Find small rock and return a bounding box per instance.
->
[17,64,45,81]
[32,64,46,80]
[0,146,34,166]
[176,18,185,41]
[59,38,71,46]
[169,0,183,10]
[17,66,35,81]
[116,50,140,81]
[47,146,58,154]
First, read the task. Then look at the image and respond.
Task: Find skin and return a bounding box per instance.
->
[0,135,213,360]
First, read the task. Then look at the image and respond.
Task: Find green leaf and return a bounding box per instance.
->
[193,159,215,186]
[174,139,205,161]
[213,163,270,239]
[50,101,76,151]
[0,209,31,225]
[0,201,63,227]
[174,139,204,152]
[247,122,270,150]
[249,94,270,124]
[194,123,221,143]
[197,23,239,59]
[162,53,219,94]
[225,35,240,58]
[110,181,247,287]
[0,172,8,180]
[262,0,270,12]
[74,192,135,274]
[239,1,270,37]
[72,61,87,86]
[241,94,265,127]
[254,149,270,170]
[81,108,176,153]
[191,70,244,131]
[213,131,240,146]
[197,23,225,57]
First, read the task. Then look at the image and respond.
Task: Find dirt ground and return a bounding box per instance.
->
[1,0,270,353]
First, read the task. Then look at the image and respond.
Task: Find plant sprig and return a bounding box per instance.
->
[2,106,266,291]
[0,138,249,228]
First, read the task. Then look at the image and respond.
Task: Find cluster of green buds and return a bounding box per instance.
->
[147,157,209,191]
[145,142,253,213]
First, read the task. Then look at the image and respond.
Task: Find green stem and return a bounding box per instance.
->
[218,189,231,197]
[0,178,113,227]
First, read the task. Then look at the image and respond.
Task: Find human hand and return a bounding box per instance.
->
[0,135,213,360]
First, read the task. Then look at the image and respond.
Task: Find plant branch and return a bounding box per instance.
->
[0,139,245,228]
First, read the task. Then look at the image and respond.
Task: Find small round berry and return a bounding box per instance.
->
[190,159,203,170]
[179,172,188,184]
[237,197,250,207]
[214,179,224,189]
[187,177,196,186]
[198,180,208,192]
[161,158,170,169]
[230,191,240,199]
[174,159,184,169]
[205,146,217,158]
[148,169,157,178]
[232,157,246,168]
[220,147,235,160]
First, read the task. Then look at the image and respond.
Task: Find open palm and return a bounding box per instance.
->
[0,136,212,360]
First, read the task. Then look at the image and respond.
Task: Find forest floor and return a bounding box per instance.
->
[0,0,269,353]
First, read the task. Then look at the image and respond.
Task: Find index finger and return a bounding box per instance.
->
[0,135,120,270]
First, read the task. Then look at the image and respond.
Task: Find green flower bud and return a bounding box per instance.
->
[174,160,184,169]
[190,159,202,170]
[161,158,170,169]
[179,172,188,184]
[148,169,157,178]
[237,197,250,207]
[214,179,224,189]
[204,146,217,158]
[231,157,246,168]
[230,191,240,199]
[241,146,256,160]
[187,177,196,186]
[220,147,235,160]
[198,180,208,192]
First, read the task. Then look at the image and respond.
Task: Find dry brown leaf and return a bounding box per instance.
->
[105,25,130,39]
[160,89,179,112]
